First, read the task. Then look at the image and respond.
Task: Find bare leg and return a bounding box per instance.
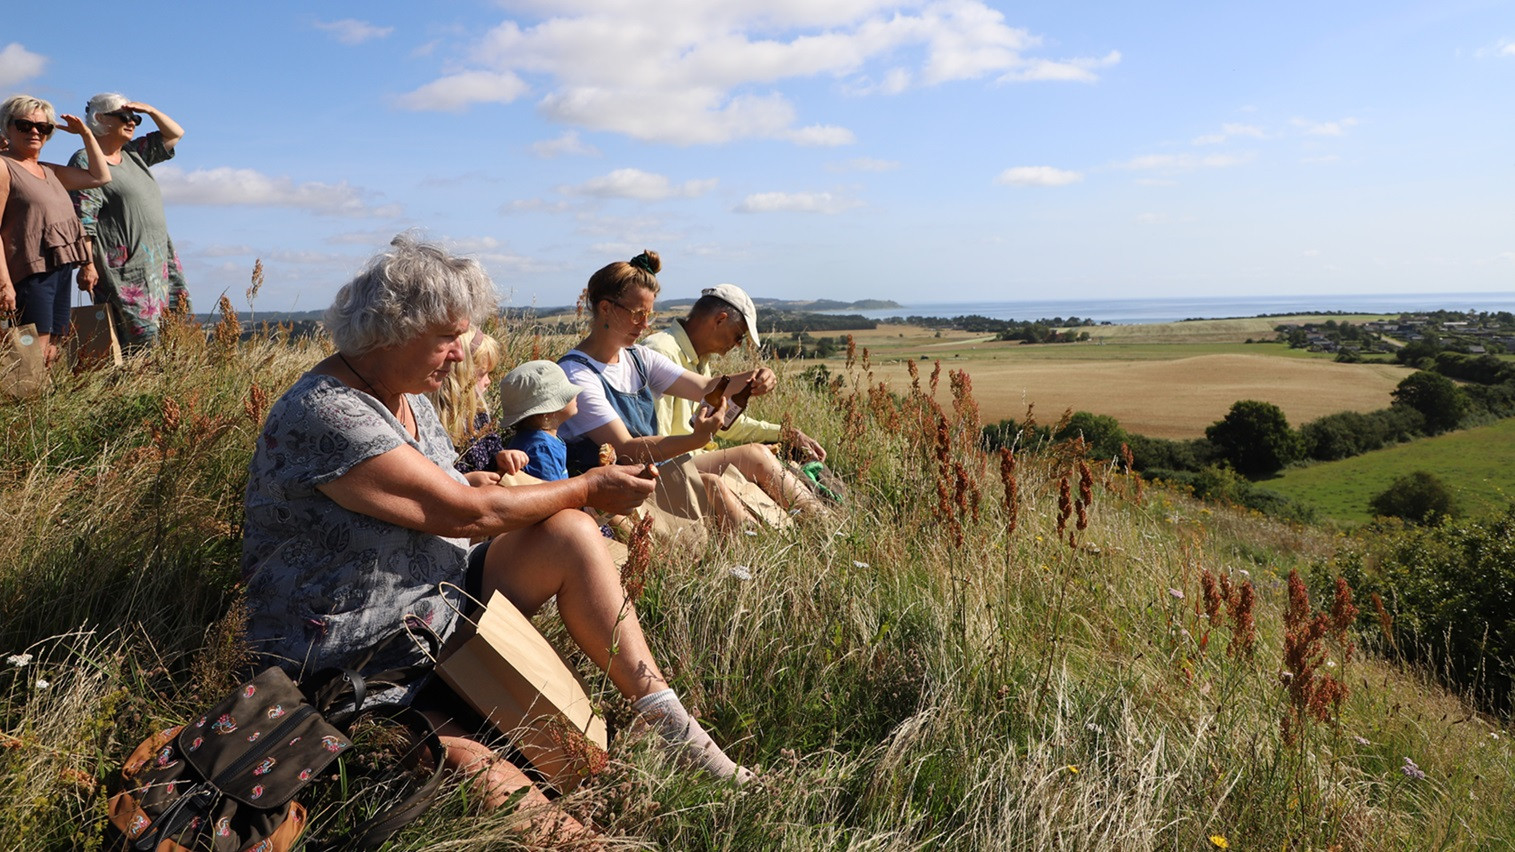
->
[694,444,825,514]
[480,509,754,782]
[699,471,753,531]
[481,508,667,700]
[429,721,592,840]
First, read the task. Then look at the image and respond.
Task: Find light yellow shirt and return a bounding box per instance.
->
[643,322,783,448]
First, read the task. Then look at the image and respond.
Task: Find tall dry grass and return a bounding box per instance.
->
[0,307,1511,850]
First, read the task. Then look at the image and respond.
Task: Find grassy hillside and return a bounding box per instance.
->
[0,313,1511,850]
[1264,417,1515,524]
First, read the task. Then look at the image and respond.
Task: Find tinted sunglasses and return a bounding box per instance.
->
[9,118,54,136]
[105,111,142,125]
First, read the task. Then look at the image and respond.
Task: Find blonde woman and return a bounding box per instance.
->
[0,94,111,365]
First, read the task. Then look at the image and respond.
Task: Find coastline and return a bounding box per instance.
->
[822,292,1515,326]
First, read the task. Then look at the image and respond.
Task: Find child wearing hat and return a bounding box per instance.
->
[500,360,584,482]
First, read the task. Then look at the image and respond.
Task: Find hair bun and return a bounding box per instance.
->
[629,251,660,276]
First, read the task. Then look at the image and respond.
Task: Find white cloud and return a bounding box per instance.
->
[786,125,856,146]
[830,157,901,172]
[999,50,1121,83]
[313,18,393,45]
[156,166,402,218]
[994,165,1082,187]
[1134,212,1169,225]
[196,244,257,258]
[396,71,530,112]
[0,43,46,88]
[1192,123,1264,145]
[326,228,408,246]
[531,131,599,158]
[735,191,860,214]
[442,236,503,253]
[562,168,717,201]
[403,3,1114,145]
[502,198,574,214]
[1118,152,1255,173]
[1504,41,1515,57]
[1291,116,1358,136]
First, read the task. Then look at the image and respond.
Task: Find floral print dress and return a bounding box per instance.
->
[68,132,189,347]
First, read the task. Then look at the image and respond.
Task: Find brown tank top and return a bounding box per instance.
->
[2,156,89,283]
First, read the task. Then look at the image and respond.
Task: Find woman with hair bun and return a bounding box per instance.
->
[68,93,188,348]
[0,94,112,365]
[558,250,826,526]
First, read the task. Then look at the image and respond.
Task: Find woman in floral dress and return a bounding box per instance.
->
[69,93,188,348]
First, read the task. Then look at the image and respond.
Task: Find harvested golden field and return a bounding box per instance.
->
[852,352,1408,439]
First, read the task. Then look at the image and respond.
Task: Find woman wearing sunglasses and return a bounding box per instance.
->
[557,250,827,528]
[0,94,112,366]
[69,94,188,349]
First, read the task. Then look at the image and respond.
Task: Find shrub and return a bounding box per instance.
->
[1368,471,1459,525]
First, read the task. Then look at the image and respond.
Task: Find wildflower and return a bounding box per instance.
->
[1168,588,1185,600]
[5,653,32,667]
[1352,735,1371,746]
[1209,836,1230,849]
[1065,765,1078,774]
[36,679,50,690]
[743,529,758,536]
[728,565,753,581]
[1401,757,1426,780]
[853,561,870,569]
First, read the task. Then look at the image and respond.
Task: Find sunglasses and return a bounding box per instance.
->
[609,300,653,324]
[105,111,142,125]
[9,118,54,136]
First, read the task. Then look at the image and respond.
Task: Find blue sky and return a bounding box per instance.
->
[6,1,1512,312]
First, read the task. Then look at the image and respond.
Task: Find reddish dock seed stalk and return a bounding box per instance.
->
[999,447,1019,536]
[1056,475,1073,538]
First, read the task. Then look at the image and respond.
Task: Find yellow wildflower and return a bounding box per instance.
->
[1065,765,1078,774]
[1209,835,1229,849]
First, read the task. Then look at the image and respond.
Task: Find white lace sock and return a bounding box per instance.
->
[632,688,755,784]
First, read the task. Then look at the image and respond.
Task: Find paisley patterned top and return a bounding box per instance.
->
[241,373,471,700]
[68,132,189,347]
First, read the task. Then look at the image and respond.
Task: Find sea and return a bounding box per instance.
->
[828,292,1515,326]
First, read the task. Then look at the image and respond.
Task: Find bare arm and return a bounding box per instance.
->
[317,443,653,539]
[0,164,12,311]
[48,115,111,190]
[128,102,184,149]
[583,396,726,464]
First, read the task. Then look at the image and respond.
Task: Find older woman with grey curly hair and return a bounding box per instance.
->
[68,93,188,348]
[242,236,753,825]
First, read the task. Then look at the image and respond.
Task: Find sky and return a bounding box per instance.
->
[5,1,1513,313]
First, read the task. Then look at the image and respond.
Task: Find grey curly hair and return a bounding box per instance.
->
[325,234,499,355]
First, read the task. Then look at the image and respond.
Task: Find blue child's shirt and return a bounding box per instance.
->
[507,428,570,481]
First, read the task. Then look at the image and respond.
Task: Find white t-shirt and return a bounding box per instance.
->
[558,345,686,443]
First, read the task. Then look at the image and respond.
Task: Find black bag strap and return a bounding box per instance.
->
[306,702,448,851]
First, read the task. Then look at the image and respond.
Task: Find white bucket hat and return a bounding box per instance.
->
[498,360,583,427]
[702,283,760,347]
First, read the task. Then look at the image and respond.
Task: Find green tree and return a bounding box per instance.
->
[1053,411,1127,460]
[1391,370,1468,434]
[1204,400,1301,478]
[1368,471,1458,525]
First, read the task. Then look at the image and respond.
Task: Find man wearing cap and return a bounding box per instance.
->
[643,283,827,462]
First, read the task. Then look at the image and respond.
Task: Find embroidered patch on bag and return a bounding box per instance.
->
[212,714,237,734]
[267,704,285,719]
[321,735,345,752]
[253,757,276,776]
[246,731,262,743]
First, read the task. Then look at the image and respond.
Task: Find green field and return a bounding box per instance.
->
[1264,418,1515,523]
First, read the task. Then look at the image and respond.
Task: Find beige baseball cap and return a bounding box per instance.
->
[702,283,760,347]
[498,360,583,427]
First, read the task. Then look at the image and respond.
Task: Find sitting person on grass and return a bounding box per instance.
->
[498,359,582,482]
[643,282,827,463]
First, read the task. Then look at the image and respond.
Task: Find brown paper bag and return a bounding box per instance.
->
[0,322,47,399]
[436,591,608,794]
[70,303,123,368]
[640,453,711,548]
